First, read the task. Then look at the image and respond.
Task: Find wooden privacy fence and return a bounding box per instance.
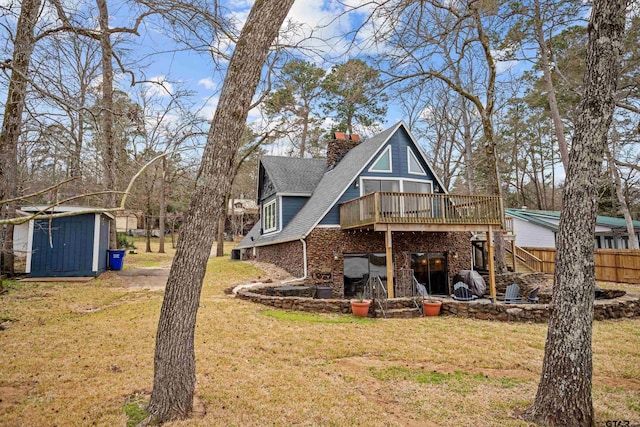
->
[523,248,640,284]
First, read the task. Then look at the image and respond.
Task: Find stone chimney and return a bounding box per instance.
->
[327,132,361,169]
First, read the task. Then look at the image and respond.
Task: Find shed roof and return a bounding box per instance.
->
[21,205,115,219]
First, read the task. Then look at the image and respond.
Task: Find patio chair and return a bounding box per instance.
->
[453,281,468,291]
[416,282,428,297]
[527,287,540,304]
[451,285,478,301]
[504,284,522,304]
[594,285,603,299]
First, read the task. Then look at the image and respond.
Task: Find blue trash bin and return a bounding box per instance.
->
[108,249,126,271]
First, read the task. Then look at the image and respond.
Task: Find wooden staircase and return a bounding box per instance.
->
[505,252,536,273]
[505,245,543,273]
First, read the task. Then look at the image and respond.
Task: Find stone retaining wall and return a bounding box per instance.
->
[237,285,352,314]
[236,284,640,322]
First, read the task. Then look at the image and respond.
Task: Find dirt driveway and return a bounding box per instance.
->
[116,268,169,291]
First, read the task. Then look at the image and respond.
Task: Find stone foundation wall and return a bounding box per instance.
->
[236,285,640,322]
[305,228,473,298]
[256,240,305,278]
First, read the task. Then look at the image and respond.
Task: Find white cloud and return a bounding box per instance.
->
[196,96,219,120]
[198,78,217,90]
[145,75,174,97]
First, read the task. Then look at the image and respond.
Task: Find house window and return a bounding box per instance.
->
[407,147,426,175]
[362,179,400,195]
[403,180,432,194]
[263,200,276,233]
[411,252,448,295]
[343,253,389,297]
[604,236,614,249]
[369,146,392,172]
[621,235,629,249]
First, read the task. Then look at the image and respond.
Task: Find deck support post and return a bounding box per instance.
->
[385,225,394,299]
[487,225,497,303]
[511,239,517,272]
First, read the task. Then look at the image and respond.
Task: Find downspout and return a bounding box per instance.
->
[282,237,308,283]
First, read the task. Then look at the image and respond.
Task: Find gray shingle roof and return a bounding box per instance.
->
[261,156,326,195]
[236,122,402,249]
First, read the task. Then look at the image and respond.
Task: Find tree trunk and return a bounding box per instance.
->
[97,0,117,250]
[0,0,42,275]
[534,0,570,171]
[145,207,152,253]
[158,157,167,254]
[607,148,639,249]
[216,212,225,257]
[480,112,508,274]
[299,108,309,158]
[462,103,475,195]
[524,1,627,425]
[144,0,296,423]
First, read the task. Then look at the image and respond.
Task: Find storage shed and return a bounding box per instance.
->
[22,206,112,277]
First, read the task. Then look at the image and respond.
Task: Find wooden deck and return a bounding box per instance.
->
[339,192,505,232]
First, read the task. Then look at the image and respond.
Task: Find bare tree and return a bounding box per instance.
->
[0,0,43,275]
[524,1,628,424]
[607,128,639,248]
[377,0,508,271]
[144,0,296,423]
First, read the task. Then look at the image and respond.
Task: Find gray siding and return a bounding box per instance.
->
[281,196,308,229]
[320,126,439,225]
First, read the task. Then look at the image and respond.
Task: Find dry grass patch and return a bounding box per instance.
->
[1,252,639,426]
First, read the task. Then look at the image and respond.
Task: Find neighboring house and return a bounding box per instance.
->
[506,208,640,249]
[235,122,504,298]
[228,199,259,216]
[227,199,259,236]
[115,210,142,232]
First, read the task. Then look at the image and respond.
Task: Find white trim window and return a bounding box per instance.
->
[407,147,426,175]
[368,146,392,172]
[263,199,277,233]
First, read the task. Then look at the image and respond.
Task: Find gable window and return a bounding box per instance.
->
[263,200,276,233]
[407,147,426,175]
[369,146,392,172]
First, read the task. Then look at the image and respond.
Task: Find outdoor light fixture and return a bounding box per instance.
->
[354,181,359,188]
[333,250,339,261]
[453,252,459,259]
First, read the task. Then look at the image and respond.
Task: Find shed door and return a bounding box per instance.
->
[30,216,95,277]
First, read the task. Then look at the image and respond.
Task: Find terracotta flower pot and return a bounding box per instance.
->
[423,300,442,317]
[350,300,371,317]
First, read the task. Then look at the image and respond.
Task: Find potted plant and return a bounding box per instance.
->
[350,292,371,317]
[423,293,442,317]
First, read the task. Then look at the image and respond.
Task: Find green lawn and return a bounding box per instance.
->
[1,245,638,426]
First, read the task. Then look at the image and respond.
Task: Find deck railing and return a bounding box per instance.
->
[504,216,514,234]
[340,192,503,229]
